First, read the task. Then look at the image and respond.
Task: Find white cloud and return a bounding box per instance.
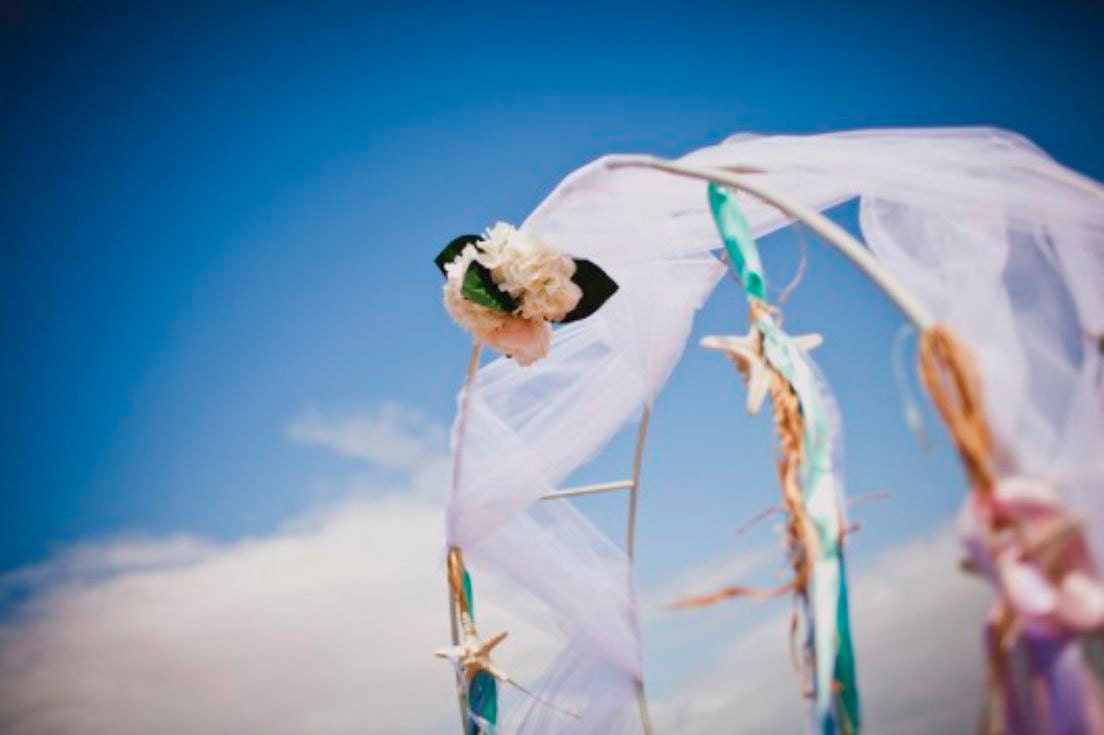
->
[650,525,991,734]
[0,405,558,735]
[287,402,448,474]
[1,535,215,593]
[0,492,477,734]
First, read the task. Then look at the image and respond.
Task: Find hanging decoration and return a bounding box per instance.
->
[436,549,505,735]
[677,183,860,735]
[920,327,1104,734]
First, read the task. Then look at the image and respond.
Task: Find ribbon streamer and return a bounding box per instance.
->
[462,569,499,735]
[688,184,861,734]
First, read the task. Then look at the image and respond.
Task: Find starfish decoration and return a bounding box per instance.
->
[701,327,823,415]
[435,621,582,721]
[701,328,771,414]
[435,621,511,684]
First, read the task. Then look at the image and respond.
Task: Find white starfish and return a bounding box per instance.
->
[702,329,823,415]
[435,623,582,720]
[702,329,773,414]
[435,624,511,683]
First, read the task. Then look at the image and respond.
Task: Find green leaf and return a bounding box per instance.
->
[434,234,480,276]
[436,234,517,313]
[462,572,498,734]
[467,672,498,735]
[461,261,517,313]
[558,259,619,323]
[832,566,861,734]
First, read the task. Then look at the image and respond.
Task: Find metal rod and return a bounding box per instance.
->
[626,405,655,735]
[606,155,936,333]
[626,406,651,561]
[447,581,466,733]
[540,480,634,501]
[450,342,484,508]
[447,341,483,734]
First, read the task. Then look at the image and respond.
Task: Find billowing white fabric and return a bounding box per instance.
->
[445,127,1104,732]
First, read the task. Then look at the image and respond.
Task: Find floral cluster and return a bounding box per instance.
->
[440,223,596,366]
[959,475,1104,632]
[474,223,582,322]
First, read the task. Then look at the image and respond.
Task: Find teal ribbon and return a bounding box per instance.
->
[463,571,498,735]
[710,185,861,734]
[708,183,766,301]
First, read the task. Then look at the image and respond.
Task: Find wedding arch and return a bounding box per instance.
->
[433,128,1104,735]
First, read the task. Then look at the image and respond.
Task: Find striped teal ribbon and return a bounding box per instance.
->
[709,183,861,734]
[463,571,498,735]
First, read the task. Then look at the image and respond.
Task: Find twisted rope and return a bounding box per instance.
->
[918,326,994,494]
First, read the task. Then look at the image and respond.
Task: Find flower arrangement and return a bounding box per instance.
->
[435,223,618,365]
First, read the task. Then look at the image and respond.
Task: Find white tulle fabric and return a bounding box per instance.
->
[445,127,1104,732]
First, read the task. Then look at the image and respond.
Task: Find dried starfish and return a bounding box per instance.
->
[701,328,822,415]
[435,625,510,683]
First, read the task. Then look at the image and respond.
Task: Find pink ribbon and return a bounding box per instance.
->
[960,477,1104,734]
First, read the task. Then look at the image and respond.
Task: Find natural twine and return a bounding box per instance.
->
[751,301,818,598]
[673,301,816,608]
[447,547,474,638]
[918,326,995,494]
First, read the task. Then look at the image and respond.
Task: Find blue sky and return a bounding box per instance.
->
[5,0,1103,570]
[2,2,1103,732]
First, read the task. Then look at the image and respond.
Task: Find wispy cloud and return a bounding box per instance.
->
[287,402,448,474]
[2,535,214,593]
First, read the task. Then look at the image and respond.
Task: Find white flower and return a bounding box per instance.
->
[442,245,511,335]
[475,223,582,322]
[442,244,551,366]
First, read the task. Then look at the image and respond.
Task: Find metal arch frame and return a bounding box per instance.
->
[604,155,935,333]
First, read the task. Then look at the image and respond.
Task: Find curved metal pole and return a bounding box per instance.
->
[627,405,655,735]
[626,406,651,561]
[447,341,484,733]
[605,155,936,333]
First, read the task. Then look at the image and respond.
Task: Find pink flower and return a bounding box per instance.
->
[487,314,551,366]
[958,475,1104,634]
